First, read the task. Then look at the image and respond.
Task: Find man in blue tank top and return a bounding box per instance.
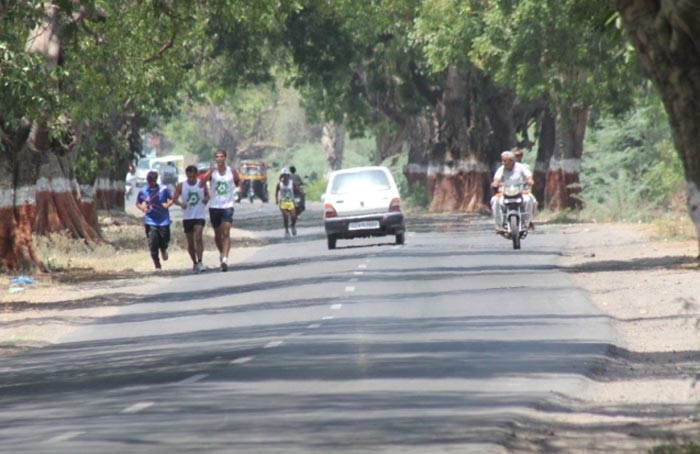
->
[136,171,174,271]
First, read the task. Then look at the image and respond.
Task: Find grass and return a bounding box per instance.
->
[31,212,214,278]
[650,442,700,454]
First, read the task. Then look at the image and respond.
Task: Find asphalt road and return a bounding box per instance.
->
[0,206,612,454]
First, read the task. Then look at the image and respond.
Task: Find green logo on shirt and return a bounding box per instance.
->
[215,181,229,196]
[186,191,200,206]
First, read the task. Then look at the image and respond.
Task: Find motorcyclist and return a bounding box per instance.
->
[512,147,538,229]
[490,150,535,233]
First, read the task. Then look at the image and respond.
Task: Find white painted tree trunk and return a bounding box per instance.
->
[323,118,346,174]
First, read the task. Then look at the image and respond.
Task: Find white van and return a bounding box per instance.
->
[133,155,185,187]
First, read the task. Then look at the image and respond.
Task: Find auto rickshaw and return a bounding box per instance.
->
[237,160,268,203]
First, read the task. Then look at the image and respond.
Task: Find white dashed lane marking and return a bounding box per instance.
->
[307,323,321,329]
[122,402,154,414]
[264,341,284,349]
[358,264,367,269]
[44,432,84,443]
[322,316,334,320]
[345,286,356,292]
[331,304,343,310]
[176,374,208,385]
[230,356,254,365]
[354,271,364,275]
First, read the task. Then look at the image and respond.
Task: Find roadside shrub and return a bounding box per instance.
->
[400,180,430,211]
[582,92,684,222]
[649,441,700,454]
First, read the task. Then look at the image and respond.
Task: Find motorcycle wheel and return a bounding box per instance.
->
[509,216,521,250]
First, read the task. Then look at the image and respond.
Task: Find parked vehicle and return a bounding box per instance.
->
[237,160,268,203]
[133,155,185,188]
[196,161,211,180]
[497,182,529,249]
[322,166,406,250]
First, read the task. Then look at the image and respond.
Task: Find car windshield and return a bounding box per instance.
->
[331,169,391,195]
[241,166,262,176]
[136,159,150,170]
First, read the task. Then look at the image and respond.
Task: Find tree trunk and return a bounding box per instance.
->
[2,1,100,272]
[544,105,588,210]
[323,118,346,173]
[402,116,433,190]
[87,112,144,213]
[0,125,46,272]
[32,125,100,243]
[374,124,405,166]
[534,107,556,205]
[614,0,700,256]
[427,67,511,212]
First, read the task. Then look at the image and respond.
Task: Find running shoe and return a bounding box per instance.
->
[291,226,297,236]
[221,261,228,272]
[161,248,168,261]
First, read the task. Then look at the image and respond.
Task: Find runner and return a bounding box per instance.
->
[275,167,301,238]
[199,150,239,272]
[173,165,210,274]
[135,171,174,272]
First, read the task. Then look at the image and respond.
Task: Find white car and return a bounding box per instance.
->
[322,166,406,250]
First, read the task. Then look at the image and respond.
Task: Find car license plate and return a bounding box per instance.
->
[348,220,380,231]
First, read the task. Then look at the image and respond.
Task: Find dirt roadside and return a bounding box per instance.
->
[1,222,699,451]
[508,223,700,453]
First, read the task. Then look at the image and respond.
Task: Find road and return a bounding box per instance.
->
[0,205,612,453]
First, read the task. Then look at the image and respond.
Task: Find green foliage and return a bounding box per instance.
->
[580,90,684,221]
[649,441,700,454]
[0,3,63,128]
[379,152,427,210]
[303,176,328,203]
[263,135,375,201]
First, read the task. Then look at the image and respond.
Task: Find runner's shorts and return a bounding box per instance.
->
[279,200,295,211]
[183,218,205,233]
[209,208,234,229]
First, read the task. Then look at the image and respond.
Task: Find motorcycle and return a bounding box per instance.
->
[248,182,256,203]
[498,182,529,250]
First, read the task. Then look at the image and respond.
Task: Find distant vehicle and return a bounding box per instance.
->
[237,160,268,203]
[133,155,184,187]
[322,166,406,250]
[196,161,211,180]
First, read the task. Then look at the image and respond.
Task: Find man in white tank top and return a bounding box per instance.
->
[199,149,240,272]
[276,167,301,238]
[173,165,210,274]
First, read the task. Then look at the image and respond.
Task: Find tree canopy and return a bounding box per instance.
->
[3,0,700,269]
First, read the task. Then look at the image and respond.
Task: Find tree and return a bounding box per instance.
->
[1,0,224,270]
[614,0,700,256]
[1,1,100,271]
[466,0,638,210]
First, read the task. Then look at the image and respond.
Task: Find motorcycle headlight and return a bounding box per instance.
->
[503,184,522,197]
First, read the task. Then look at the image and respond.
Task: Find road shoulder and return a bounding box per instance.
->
[507,223,700,452]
